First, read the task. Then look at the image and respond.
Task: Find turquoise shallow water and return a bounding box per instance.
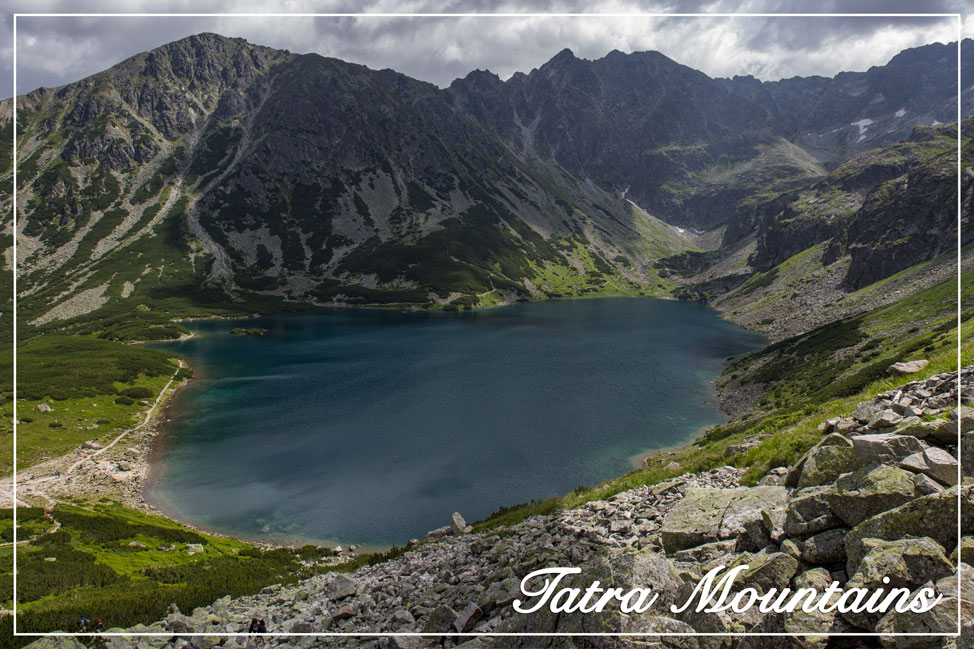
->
[148,298,764,547]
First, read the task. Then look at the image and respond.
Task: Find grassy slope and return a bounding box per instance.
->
[0,336,187,473]
[0,503,330,644]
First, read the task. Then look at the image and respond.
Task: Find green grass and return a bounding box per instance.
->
[0,503,332,643]
[5,370,174,473]
[4,336,177,402]
[0,334,184,473]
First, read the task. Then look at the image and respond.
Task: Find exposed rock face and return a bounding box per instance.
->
[41,366,969,648]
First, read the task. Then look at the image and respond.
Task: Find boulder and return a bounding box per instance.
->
[333,603,358,621]
[900,447,959,486]
[963,432,974,479]
[423,605,458,633]
[450,512,468,535]
[289,621,313,633]
[828,464,926,527]
[845,486,971,574]
[786,434,859,488]
[850,432,927,465]
[325,574,361,601]
[794,443,861,489]
[783,568,841,645]
[852,401,886,424]
[672,539,738,565]
[660,486,788,553]
[185,543,203,555]
[480,577,520,613]
[426,526,452,539]
[867,409,904,429]
[800,528,848,565]
[843,537,952,630]
[875,579,967,647]
[953,536,974,565]
[783,486,841,537]
[951,405,974,434]
[888,360,929,375]
[453,602,483,633]
[36,403,53,413]
[895,418,954,444]
[82,440,102,450]
[727,551,800,595]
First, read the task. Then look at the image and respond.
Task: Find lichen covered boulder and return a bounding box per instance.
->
[829,463,928,527]
[660,486,788,553]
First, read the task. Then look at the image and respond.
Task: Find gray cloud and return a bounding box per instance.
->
[2,0,970,99]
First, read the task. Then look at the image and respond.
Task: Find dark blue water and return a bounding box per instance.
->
[149,298,763,547]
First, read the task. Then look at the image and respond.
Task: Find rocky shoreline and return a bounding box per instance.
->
[25,365,970,648]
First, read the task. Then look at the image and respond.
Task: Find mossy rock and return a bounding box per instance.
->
[845,485,972,575]
[797,442,861,489]
[842,536,952,630]
[829,463,926,527]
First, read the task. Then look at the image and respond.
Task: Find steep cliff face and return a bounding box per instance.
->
[748,122,971,280]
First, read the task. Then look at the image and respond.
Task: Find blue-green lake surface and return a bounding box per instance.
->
[149,298,763,547]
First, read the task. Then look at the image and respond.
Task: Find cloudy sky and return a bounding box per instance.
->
[2,0,972,99]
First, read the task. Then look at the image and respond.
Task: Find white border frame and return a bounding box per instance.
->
[9,10,964,640]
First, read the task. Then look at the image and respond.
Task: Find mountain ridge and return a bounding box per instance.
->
[3,33,971,342]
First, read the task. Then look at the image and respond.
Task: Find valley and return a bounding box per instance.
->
[0,32,972,646]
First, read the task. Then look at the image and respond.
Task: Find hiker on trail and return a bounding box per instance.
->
[96,619,104,632]
[79,616,88,631]
[257,619,267,633]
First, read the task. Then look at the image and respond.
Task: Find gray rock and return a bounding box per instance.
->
[795,442,861,488]
[325,574,361,601]
[423,605,457,633]
[899,447,959,486]
[453,602,483,632]
[845,486,971,575]
[185,543,203,555]
[833,418,860,434]
[852,400,886,423]
[867,409,904,429]
[333,603,358,621]
[37,403,53,413]
[727,551,800,595]
[660,486,788,553]
[451,512,467,535]
[672,539,737,563]
[784,486,842,537]
[783,568,841,643]
[850,432,927,464]
[843,537,952,629]
[888,360,929,375]
[426,525,452,539]
[964,432,974,479]
[800,528,847,565]
[829,464,924,527]
[951,405,974,434]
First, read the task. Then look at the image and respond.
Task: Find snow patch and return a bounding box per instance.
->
[895,108,907,118]
[851,118,874,143]
[932,120,943,126]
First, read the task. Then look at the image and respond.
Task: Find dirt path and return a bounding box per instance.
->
[0,361,184,509]
[65,360,183,476]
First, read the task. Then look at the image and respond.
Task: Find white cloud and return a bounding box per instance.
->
[1,0,969,99]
